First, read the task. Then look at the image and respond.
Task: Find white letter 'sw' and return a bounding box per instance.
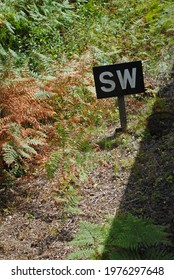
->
[116,68,136,89]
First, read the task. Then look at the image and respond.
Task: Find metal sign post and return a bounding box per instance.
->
[93,60,145,133]
[117,95,127,132]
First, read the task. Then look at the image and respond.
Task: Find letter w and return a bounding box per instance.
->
[116,68,136,89]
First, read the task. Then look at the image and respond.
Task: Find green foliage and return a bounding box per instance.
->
[106,214,169,249]
[67,214,174,260]
[1,123,45,176]
[98,137,120,150]
[53,183,82,216]
[0,1,173,261]
[46,150,63,179]
[68,220,108,259]
[0,0,173,75]
[0,0,76,71]
[77,139,93,153]
[0,0,173,216]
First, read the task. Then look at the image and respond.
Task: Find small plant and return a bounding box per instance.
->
[53,183,82,217]
[67,214,174,260]
[77,139,94,153]
[1,123,45,176]
[67,220,108,260]
[98,137,120,150]
[113,162,119,176]
[120,157,135,171]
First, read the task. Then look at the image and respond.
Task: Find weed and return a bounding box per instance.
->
[120,158,135,171]
[113,162,119,176]
[53,183,82,217]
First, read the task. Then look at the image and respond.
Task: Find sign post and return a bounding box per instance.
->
[117,95,127,132]
[93,60,145,133]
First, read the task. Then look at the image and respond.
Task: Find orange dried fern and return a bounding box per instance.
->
[0,74,55,178]
[0,78,54,128]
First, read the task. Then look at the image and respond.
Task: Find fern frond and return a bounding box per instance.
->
[20,141,37,155]
[46,150,62,178]
[9,49,20,60]
[68,248,95,260]
[17,148,31,159]
[0,120,48,177]
[34,90,54,100]
[0,43,7,57]
[65,205,83,215]
[108,214,169,250]
[144,248,174,260]
[4,20,15,33]
[28,138,44,146]
[69,221,106,247]
[2,142,18,165]
[109,249,142,260]
[68,214,173,260]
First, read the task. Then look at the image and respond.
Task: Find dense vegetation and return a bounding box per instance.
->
[0,0,173,181]
[0,0,173,259]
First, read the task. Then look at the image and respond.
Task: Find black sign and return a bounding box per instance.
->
[93,61,145,99]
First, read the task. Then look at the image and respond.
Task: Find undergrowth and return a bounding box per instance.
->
[0,0,173,261]
[67,213,174,260]
[0,59,55,182]
[0,0,173,219]
[0,0,173,74]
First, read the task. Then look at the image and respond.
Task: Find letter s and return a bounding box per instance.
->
[99,71,115,92]
[11,269,15,275]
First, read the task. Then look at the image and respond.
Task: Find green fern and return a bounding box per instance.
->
[54,183,82,216]
[103,214,173,260]
[34,90,54,100]
[68,220,107,260]
[46,150,63,178]
[69,221,107,246]
[107,214,170,250]
[67,214,174,260]
[68,248,96,260]
[1,123,45,175]
[145,248,174,260]
[2,142,18,165]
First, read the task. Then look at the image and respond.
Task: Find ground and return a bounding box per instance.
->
[0,79,174,260]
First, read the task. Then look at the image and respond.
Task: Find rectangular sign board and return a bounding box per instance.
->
[93,61,145,99]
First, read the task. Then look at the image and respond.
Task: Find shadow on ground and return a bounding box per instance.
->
[102,77,174,259]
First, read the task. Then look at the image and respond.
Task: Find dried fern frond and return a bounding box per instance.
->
[0,68,56,178]
[0,75,54,128]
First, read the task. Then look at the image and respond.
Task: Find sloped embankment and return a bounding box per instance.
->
[0,78,174,259]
